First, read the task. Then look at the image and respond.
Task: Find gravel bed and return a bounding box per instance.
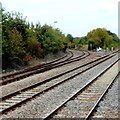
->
[1,50,97,98]
[91,73,119,119]
[1,54,118,118]
[69,49,84,58]
[53,62,119,119]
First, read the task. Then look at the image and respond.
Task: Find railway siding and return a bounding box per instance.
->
[1,50,73,84]
[1,51,89,98]
[1,54,118,118]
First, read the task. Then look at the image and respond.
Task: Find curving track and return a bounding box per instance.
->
[0,50,119,116]
[1,50,89,85]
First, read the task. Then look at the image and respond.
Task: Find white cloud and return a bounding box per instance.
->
[1,0,119,36]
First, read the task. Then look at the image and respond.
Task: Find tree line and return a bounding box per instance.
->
[1,8,119,69]
[69,28,119,50]
[2,9,68,69]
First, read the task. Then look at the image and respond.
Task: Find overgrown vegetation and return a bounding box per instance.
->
[2,9,67,69]
[1,8,119,69]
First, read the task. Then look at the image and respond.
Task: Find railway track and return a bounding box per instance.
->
[1,50,72,85]
[1,50,72,79]
[0,50,118,115]
[1,50,89,85]
[46,60,119,120]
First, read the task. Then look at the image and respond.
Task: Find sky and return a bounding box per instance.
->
[0,0,119,37]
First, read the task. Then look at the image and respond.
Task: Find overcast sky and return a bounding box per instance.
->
[0,0,119,37]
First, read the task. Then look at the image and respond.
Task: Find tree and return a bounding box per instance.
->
[1,8,72,69]
[67,34,74,43]
[26,28,42,58]
[2,30,25,67]
[37,25,67,54]
[87,28,119,50]
[66,34,75,48]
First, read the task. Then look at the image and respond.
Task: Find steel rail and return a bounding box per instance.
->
[42,58,119,120]
[1,52,116,101]
[85,71,120,120]
[1,50,88,85]
[1,51,73,82]
[0,53,118,115]
[1,49,119,80]
[1,51,71,79]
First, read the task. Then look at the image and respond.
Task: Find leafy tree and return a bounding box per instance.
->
[79,36,88,44]
[2,9,27,67]
[2,7,55,69]
[2,30,25,67]
[26,28,42,58]
[67,34,74,43]
[87,28,119,50]
[37,25,67,54]
[66,34,75,48]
